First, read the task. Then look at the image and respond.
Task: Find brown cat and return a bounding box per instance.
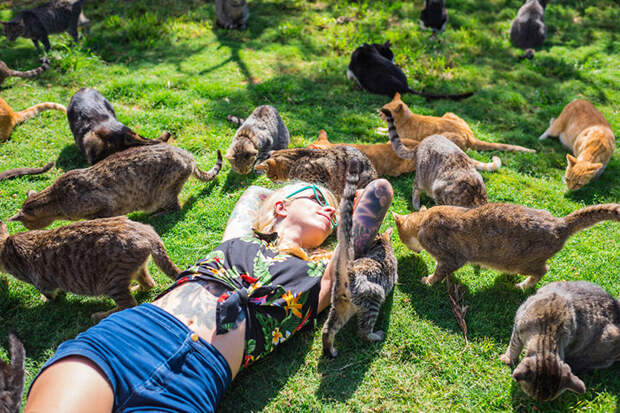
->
[393,203,620,290]
[0,97,66,142]
[539,99,615,190]
[0,216,181,321]
[0,161,54,181]
[0,332,25,413]
[379,93,536,153]
[9,145,222,230]
[0,57,49,86]
[307,129,418,177]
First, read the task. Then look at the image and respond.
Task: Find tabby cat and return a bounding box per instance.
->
[380,93,536,153]
[216,0,249,30]
[0,216,181,320]
[308,129,418,177]
[510,0,549,59]
[0,332,25,413]
[501,281,620,401]
[322,160,398,358]
[0,96,66,142]
[254,146,378,200]
[0,161,54,181]
[9,145,222,230]
[0,57,49,86]
[0,0,86,52]
[539,99,615,190]
[383,108,500,208]
[225,105,290,174]
[393,202,620,290]
[68,88,171,164]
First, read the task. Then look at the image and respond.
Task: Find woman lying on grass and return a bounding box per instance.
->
[25,179,393,412]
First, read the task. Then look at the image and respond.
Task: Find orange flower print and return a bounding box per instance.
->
[281,291,303,318]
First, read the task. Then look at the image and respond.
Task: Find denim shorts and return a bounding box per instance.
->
[30,303,232,413]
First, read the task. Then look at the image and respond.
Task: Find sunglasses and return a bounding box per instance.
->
[285,184,337,228]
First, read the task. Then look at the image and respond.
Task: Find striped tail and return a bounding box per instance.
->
[8,57,50,79]
[150,238,181,279]
[14,102,66,125]
[471,156,501,172]
[562,203,620,237]
[192,150,223,181]
[469,137,536,153]
[2,331,26,413]
[381,108,419,160]
[226,114,245,126]
[0,161,54,181]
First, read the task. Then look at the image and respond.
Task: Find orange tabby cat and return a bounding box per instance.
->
[538,99,615,190]
[307,129,419,176]
[379,93,535,153]
[0,96,66,142]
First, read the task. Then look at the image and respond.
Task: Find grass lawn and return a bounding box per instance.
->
[0,0,619,411]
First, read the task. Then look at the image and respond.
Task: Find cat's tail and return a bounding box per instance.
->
[226,114,245,126]
[519,49,535,60]
[381,108,419,160]
[14,102,66,125]
[6,57,50,79]
[1,331,26,413]
[192,150,223,181]
[149,238,182,280]
[0,161,54,181]
[562,203,620,237]
[471,156,501,172]
[468,137,536,153]
[406,87,474,101]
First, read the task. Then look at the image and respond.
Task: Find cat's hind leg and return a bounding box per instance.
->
[93,286,137,322]
[500,323,523,365]
[130,262,156,292]
[538,118,556,140]
[355,282,387,341]
[322,301,356,358]
[515,262,548,290]
[421,259,464,285]
[152,181,184,216]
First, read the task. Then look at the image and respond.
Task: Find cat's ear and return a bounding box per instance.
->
[392,212,405,225]
[562,371,586,395]
[394,103,403,113]
[384,40,391,48]
[588,162,603,172]
[566,154,578,167]
[393,92,402,101]
[419,205,427,212]
[318,130,328,142]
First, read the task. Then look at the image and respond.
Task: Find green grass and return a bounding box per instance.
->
[0,0,619,411]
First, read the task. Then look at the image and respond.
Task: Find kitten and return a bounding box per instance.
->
[307,129,418,177]
[0,0,86,52]
[383,108,500,209]
[393,202,620,290]
[501,281,620,401]
[381,92,536,153]
[225,105,290,174]
[322,159,398,358]
[9,145,222,230]
[510,0,549,59]
[0,57,49,86]
[347,42,473,100]
[0,161,54,181]
[0,332,25,413]
[68,88,171,164]
[539,99,615,191]
[0,216,181,321]
[216,0,249,30]
[420,0,449,34]
[0,97,66,142]
[254,146,378,200]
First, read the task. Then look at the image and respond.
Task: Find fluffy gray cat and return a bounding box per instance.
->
[216,0,249,30]
[510,0,550,59]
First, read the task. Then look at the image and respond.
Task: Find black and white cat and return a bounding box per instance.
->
[420,0,449,33]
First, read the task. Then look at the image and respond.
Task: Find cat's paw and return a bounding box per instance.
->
[515,279,536,291]
[499,353,513,365]
[324,347,339,358]
[367,330,385,341]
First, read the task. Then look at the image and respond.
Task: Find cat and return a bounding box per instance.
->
[539,99,615,191]
[347,42,473,100]
[0,332,25,413]
[254,146,378,200]
[225,105,290,174]
[307,129,418,177]
[216,0,249,30]
[347,41,394,88]
[0,57,49,86]
[393,202,620,290]
[500,281,620,401]
[0,216,181,321]
[0,97,66,142]
[380,92,536,153]
[384,108,500,208]
[0,0,86,52]
[0,161,54,181]
[9,145,223,230]
[510,0,549,59]
[68,88,171,164]
[420,0,448,34]
[322,159,398,358]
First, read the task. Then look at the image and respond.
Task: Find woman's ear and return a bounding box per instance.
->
[274,200,289,218]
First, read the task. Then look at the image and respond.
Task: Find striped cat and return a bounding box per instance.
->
[0,57,49,86]
[0,332,25,413]
[0,97,66,142]
[322,159,398,358]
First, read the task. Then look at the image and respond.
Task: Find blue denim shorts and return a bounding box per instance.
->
[30,303,232,413]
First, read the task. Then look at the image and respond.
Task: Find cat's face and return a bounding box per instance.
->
[254,156,289,181]
[564,154,602,191]
[512,355,586,401]
[8,191,55,230]
[392,211,423,252]
[225,139,258,174]
[1,21,24,41]
[380,93,407,122]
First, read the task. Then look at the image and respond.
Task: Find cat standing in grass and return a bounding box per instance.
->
[0,97,65,142]
[0,57,49,86]
[0,332,25,413]
[510,0,550,59]
[216,0,249,30]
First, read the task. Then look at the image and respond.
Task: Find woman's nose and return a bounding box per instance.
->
[323,205,336,217]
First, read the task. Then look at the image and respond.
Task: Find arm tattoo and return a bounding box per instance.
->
[351,179,393,258]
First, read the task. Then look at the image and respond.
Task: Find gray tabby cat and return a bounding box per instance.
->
[255,146,378,201]
[216,0,249,30]
[322,159,398,358]
[9,145,222,230]
[0,216,181,321]
[225,105,289,174]
[0,0,86,52]
[382,108,500,209]
[0,57,49,86]
[0,332,25,413]
[510,0,549,59]
[501,281,620,401]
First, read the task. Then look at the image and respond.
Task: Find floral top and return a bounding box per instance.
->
[172,235,328,370]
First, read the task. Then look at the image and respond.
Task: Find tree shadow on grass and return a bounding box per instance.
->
[55,144,89,172]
